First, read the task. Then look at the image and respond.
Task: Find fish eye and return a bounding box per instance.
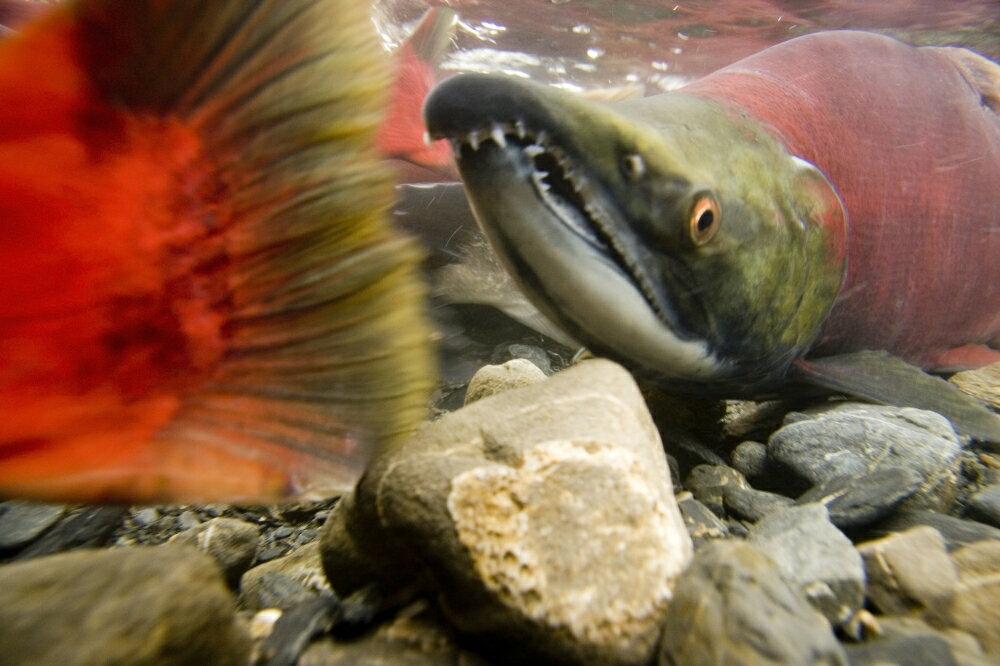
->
[689,195,721,245]
[620,153,645,180]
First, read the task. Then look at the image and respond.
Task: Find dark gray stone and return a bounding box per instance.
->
[677,495,729,548]
[659,540,847,666]
[844,634,959,666]
[866,509,1000,551]
[299,603,491,666]
[0,545,250,665]
[845,616,992,666]
[748,503,865,625]
[0,501,66,552]
[723,486,795,523]
[13,506,127,561]
[965,484,1000,528]
[242,572,318,612]
[795,467,922,530]
[684,464,750,517]
[769,404,963,510]
[730,440,769,479]
[168,517,260,588]
[258,597,339,666]
[241,542,332,613]
[506,343,553,374]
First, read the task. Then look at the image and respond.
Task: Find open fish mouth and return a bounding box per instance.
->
[425,75,723,380]
[442,122,679,330]
[452,123,608,249]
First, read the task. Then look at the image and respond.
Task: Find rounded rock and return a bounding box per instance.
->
[464,359,548,405]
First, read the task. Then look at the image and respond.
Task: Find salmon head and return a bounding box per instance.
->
[425,74,847,395]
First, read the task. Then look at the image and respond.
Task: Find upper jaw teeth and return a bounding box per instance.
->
[444,120,548,158]
[443,120,671,329]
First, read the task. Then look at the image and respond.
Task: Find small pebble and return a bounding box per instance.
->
[965,484,1000,528]
[258,545,289,563]
[684,464,750,518]
[730,440,769,480]
[177,511,202,531]
[132,508,160,528]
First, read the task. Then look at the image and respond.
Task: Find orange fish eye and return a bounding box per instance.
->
[689,195,721,245]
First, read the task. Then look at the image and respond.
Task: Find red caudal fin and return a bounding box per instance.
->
[0,0,435,503]
[377,6,458,181]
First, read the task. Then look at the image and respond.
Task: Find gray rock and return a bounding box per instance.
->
[0,501,66,552]
[723,486,795,523]
[658,540,847,666]
[257,597,340,666]
[131,508,161,528]
[684,464,750,517]
[0,545,249,665]
[13,505,126,560]
[748,503,865,625]
[463,358,547,405]
[846,616,993,666]
[730,440,769,479]
[795,467,922,530]
[845,632,962,666]
[299,603,491,666]
[241,541,332,612]
[868,509,1000,551]
[882,616,990,664]
[677,494,729,548]
[321,359,692,666]
[769,403,964,510]
[856,526,958,616]
[947,540,1000,655]
[506,343,554,374]
[965,484,1000,528]
[169,517,259,588]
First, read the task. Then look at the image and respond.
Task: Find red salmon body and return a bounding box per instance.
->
[683,31,1000,369]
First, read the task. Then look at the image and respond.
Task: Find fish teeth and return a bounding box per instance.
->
[515,120,527,139]
[532,170,550,192]
[523,144,545,158]
[490,124,507,148]
[423,131,434,147]
[468,130,481,151]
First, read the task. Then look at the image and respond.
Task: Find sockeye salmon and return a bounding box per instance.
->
[425,31,1000,442]
[0,0,435,503]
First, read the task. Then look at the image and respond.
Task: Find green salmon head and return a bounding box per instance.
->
[424,74,847,394]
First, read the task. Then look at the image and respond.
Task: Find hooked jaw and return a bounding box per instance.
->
[424,74,724,381]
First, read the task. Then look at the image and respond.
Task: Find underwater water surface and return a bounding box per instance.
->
[375,0,1000,93]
